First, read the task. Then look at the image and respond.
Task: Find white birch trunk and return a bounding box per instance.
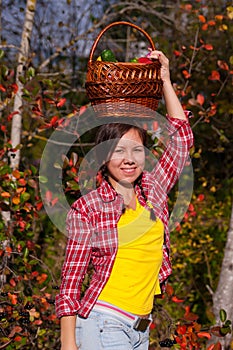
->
[212,202,233,348]
[10,0,37,169]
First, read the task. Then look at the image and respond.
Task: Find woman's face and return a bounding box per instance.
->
[106,128,145,188]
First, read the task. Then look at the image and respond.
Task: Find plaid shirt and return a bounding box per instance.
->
[55,113,194,319]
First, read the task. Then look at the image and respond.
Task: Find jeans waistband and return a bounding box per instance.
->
[94,301,151,332]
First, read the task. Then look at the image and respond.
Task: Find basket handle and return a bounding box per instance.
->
[89,21,156,62]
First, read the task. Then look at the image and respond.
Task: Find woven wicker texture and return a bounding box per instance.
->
[85,21,163,118]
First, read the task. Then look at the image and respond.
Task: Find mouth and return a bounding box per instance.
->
[120,167,137,175]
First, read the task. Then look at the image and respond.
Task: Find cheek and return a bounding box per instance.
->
[106,159,121,173]
[136,153,145,167]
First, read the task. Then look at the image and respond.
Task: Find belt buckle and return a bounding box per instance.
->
[133,318,151,332]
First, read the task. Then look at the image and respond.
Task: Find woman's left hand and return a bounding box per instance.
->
[147,49,171,84]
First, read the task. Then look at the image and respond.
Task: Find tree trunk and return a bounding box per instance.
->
[10,0,37,169]
[212,202,233,349]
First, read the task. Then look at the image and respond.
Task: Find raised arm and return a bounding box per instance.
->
[148,49,186,120]
[148,50,194,193]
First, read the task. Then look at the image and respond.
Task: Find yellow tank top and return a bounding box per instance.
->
[98,199,164,315]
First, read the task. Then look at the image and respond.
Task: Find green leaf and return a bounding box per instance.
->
[220,309,227,322]
[28,259,38,265]
[66,180,79,190]
[53,162,62,169]
[20,192,31,203]
[22,88,30,96]
[30,165,38,175]
[0,49,4,59]
[220,325,231,335]
[27,67,35,78]
[1,65,9,77]
[18,75,26,84]
[39,175,48,183]
[38,328,46,336]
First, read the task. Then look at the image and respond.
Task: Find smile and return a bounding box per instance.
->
[121,168,137,174]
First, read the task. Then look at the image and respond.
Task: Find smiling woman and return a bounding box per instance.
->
[56,50,194,350]
[96,125,146,209]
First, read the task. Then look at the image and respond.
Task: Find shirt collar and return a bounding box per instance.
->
[97,178,118,202]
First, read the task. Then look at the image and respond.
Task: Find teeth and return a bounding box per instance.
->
[122,168,135,173]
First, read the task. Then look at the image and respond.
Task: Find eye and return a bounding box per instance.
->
[114,148,124,154]
[134,147,144,152]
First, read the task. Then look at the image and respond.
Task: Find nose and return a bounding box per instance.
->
[122,151,136,164]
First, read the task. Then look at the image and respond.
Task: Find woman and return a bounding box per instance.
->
[56,50,194,350]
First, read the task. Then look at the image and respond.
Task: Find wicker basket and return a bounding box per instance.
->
[85,21,163,118]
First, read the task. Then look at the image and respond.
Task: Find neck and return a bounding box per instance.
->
[108,177,136,208]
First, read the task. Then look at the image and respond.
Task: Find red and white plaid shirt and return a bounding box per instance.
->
[55,113,194,319]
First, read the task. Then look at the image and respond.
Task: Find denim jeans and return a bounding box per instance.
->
[75,309,150,350]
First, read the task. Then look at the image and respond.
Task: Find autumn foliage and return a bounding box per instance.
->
[1,1,233,349]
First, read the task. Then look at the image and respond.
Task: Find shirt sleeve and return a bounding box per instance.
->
[151,111,194,194]
[55,207,92,318]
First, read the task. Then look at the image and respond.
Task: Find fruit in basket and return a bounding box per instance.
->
[96,55,102,61]
[129,56,153,64]
[130,57,138,63]
[100,49,117,62]
[138,57,153,64]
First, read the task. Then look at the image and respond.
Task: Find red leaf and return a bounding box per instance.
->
[14,336,22,342]
[184,4,192,11]
[9,278,17,287]
[197,194,205,201]
[79,105,87,115]
[188,203,195,212]
[31,271,39,277]
[202,23,209,31]
[203,44,213,50]
[208,70,220,81]
[8,293,18,305]
[197,93,205,106]
[217,60,229,71]
[33,320,43,325]
[45,190,53,202]
[0,84,6,92]
[197,331,211,339]
[173,50,182,57]
[12,169,21,179]
[150,322,156,330]
[172,296,185,303]
[198,15,206,23]
[50,116,59,127]
[177,325,187,335]
[182,70,191,79]
[215,15,223,21]
[57,98,66,107]
[184,306,199,321]
[152,121,158,131]
[1,125,7,132]
[51,197,59,206]
[166,284,174,296]
[213,342,222,350]
[36,201,43,211]
[18,178,27,186]
[207,345,216,350]
[208,20,216,26]
[36,273,48,284]
[7,111,19,121]
[10,83,18,94]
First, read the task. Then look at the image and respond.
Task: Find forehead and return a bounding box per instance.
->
[118,128,143,145]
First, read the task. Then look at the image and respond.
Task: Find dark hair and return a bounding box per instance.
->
[95,123,156,221]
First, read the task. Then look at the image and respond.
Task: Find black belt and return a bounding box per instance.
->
[133,317,151,332]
